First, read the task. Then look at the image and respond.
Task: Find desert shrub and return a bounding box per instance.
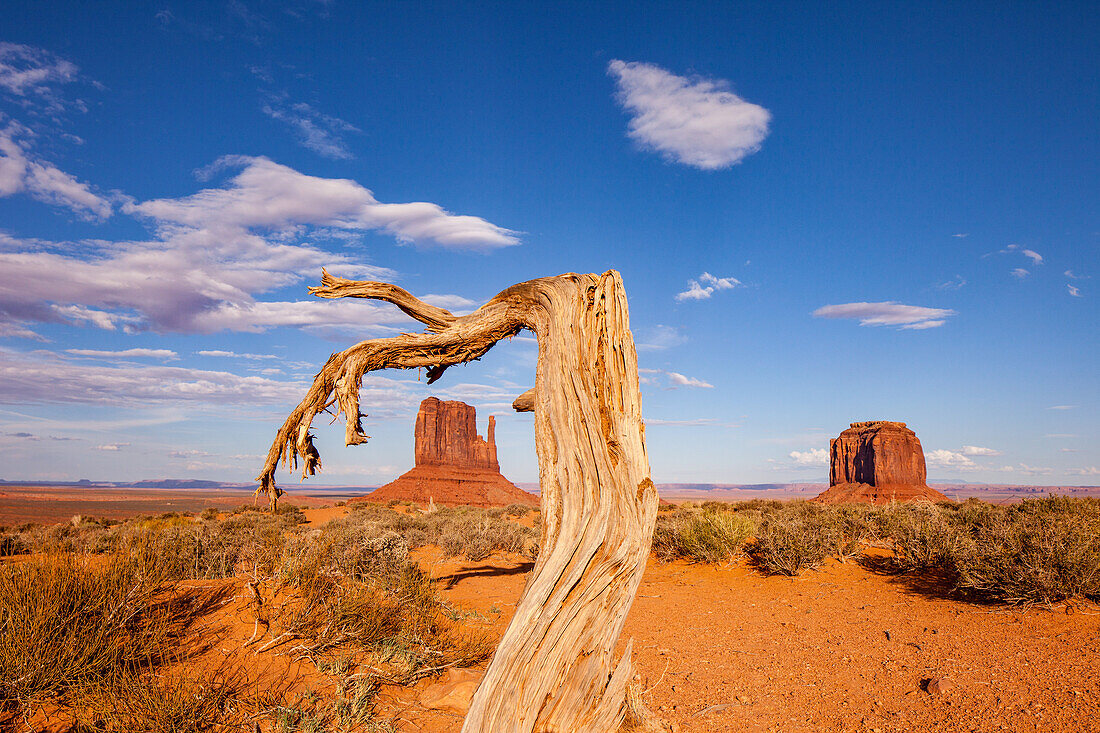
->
[820,503,875,561]
[882,501,969,573]
[750,516,832,576]
[77,660,256,733]
[319,505,537,562]
[0,532,25,557]
[652,509,754,563]
[951,502,1100,605]
[0,554,223,716]
[277,544,493,680]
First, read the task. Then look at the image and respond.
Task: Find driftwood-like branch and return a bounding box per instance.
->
[257,270,659,732]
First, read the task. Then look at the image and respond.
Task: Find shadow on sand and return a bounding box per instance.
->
[438,561,535,589]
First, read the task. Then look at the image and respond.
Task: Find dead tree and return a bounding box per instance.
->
[258,269,659,732]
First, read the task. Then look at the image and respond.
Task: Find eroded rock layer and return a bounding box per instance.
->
[815,421,948,504]
[354,397,537,508]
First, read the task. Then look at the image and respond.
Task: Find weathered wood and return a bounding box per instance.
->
[258,270,659,732]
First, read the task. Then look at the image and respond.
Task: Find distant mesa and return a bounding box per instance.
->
[353,397,539,508]
[814,421,949,504]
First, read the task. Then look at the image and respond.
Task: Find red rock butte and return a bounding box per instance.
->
[354,397,539,508]
[814,421,949,504]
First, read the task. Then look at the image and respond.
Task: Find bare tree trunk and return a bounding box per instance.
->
[258,269,659,732]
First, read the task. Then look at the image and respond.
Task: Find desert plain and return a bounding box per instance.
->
[3,483,1100,733]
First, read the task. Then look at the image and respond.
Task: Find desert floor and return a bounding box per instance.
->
[5,496,1100,732]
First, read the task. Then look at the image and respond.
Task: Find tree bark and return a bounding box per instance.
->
[258,269,658,732]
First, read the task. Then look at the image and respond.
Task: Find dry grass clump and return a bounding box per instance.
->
[0,554,227,724]
[652,507,753,563]
[336,504,538,561]
[275,530,494,684]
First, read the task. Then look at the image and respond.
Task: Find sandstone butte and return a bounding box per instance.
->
[814,420,949,504]
[353,397,539,508]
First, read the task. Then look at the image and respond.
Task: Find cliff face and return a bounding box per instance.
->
[829,421,927,488]
[414,398,499,471]
[353,397,537,508]
[816,421,947,504]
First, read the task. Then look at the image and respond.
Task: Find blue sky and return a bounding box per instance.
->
[0,1,1095,486]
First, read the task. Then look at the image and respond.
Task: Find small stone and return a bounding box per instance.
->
[926,677,955,696]
[736,695,753,705]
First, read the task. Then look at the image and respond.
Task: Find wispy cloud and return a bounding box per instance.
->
[666,371,713,389]
[951,233,968,238]
[66,348,178,359]
[812,301,956,330]
[262,98,359,159]
[0,42,81,111]
[645,417,725,427]
[961,445,1002,456]
[1011,267,1029,279]
[1065,270,1089,280]
[675,272,740,301]
[1069,466,1100,476]
[1021,249,1043,265]
[608,59,770,169]
[1047,405,1076,410]
[1067,284,1082,297]
[935,275,966,291]
[197,350,279,360]
[636,324,687,351]
[0,123,112,219]
[93,443,130,451]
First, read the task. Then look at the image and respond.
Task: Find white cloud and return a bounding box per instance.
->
[1014,463,1053,476]
[952,233,968,238]
[0,348,307,406]
[1011,268,1029,279]
[812,301,956,330]
[0,42,79,104]
[675,272,741,301]
[168,449,214,458]
[961,445,1002,456]
[66,348,178,359]
[608,59,770,170]
[1065,270,1088,280]
[789,448,828,466]
[1047,405,1076,410]
[1021,249,1043,265]
[0,123,112,219]
[94,443,130,451]
[926,449,978,469]
[197,350,278,360]
[666,371,713,389]
[262,99,359,160]
[1069,466,1100,477]
[935,275,966,291]
[133,155,517,250]
[0,156,516,338]
[1067,284,1081,297]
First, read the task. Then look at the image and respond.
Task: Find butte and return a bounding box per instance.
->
[814,420,949,504]
[354,397,539,508]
